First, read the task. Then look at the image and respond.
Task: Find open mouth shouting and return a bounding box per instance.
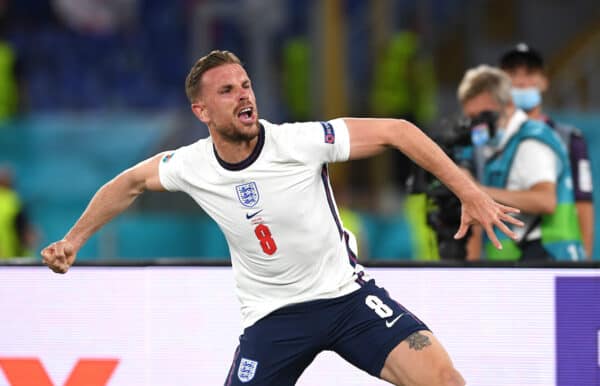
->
[237,106,256,125]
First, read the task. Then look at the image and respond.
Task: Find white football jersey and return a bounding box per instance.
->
[159,119,366,327]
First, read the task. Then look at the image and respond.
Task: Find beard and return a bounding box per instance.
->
[218,121,260,142]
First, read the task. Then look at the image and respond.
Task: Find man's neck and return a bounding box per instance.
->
[526,105,544,120]
[213,137,258,164]
[209,123,261,165]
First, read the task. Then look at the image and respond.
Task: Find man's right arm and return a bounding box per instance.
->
[481,139,558,215]
[41,152,168,273]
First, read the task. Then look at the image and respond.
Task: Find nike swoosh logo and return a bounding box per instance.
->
[246,210,263,219]
[385,313,405,328]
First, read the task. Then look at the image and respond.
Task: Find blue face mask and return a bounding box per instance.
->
[471,123,490,147]
[469,110,500,147]
[511,87,541,112]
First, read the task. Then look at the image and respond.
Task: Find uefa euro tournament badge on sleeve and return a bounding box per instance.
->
[238,358,258,383]
[236,182,260,208]
[162,152,175,163]
[320,121,335,144]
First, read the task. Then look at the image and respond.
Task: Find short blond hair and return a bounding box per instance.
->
[457,64,512,106]
[185,50,242,103]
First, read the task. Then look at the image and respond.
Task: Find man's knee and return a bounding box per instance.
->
[383,360,465,386]
[437,365,465,386]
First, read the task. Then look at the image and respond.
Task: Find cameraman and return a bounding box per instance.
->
[405,118,476,261]
[457,65,585,261]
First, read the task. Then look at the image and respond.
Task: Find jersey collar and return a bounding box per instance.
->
[213,124,265,171]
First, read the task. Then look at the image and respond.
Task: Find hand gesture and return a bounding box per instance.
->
[454,191,524,249]
[41,239,77,274]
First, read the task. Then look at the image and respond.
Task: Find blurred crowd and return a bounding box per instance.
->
[0,0,598,261]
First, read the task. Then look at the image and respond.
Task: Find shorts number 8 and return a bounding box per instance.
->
[365,295,393,318]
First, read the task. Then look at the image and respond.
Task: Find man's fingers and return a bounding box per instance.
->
[454,223,470,240]
[484,224,503,250]
[494,219,518,241]
[41,243,71,274]
[41,247,52,260]
[499,204,520,214]
[48,259,68,274]
[53,246,66,260]
[499,212,524,227]
[41,248,56,266]
[51,265,67,274]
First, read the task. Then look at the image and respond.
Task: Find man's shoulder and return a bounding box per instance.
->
[166,139,208,164]
[549,119,584,139]
[260,118,320,130]
[521,118,554,132]
[260,119,332,143]
[513,120,565,159]
[519,119,563,142]
[261,118,349,136]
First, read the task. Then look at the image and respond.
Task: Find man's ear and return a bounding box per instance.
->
[191,102,209,123]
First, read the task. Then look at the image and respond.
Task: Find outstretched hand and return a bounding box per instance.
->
[454,190,524,249]
[41,239,77,274]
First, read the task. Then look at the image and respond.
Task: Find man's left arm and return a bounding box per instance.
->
[343,118,523,249]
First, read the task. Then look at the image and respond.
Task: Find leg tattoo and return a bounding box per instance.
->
[406,331,431,351]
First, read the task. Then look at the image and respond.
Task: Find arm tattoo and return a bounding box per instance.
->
[407,331,432,351]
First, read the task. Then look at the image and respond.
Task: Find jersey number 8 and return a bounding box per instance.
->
[254,224,277,255]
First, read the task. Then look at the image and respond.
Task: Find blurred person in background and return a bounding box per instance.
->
[499,43,594,259]
[371,30,440,260]
[0,166,35,258]
[458,65,585,261]
[51,0,138,35]
[0,0,21,121]
[41,50,523,386]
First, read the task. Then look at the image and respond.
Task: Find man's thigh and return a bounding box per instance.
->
[380,330,465,386]
[224,308,321,385]
[330,280,430,378]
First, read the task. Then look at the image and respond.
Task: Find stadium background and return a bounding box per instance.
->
[0,1,599,386]
[0,0,599,261]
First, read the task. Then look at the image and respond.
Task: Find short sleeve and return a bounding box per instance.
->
[273,119,351,164]
[509,139,558,189]
[158,149,185,192]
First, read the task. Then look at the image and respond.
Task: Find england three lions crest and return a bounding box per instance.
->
[236,182,260,207]
[238,358,258,383]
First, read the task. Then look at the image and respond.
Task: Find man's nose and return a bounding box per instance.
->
[238,88,250,100]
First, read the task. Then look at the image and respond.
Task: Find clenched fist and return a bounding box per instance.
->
[41,239,77,274]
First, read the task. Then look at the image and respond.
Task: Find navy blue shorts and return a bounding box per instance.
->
[224,279,429,385]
